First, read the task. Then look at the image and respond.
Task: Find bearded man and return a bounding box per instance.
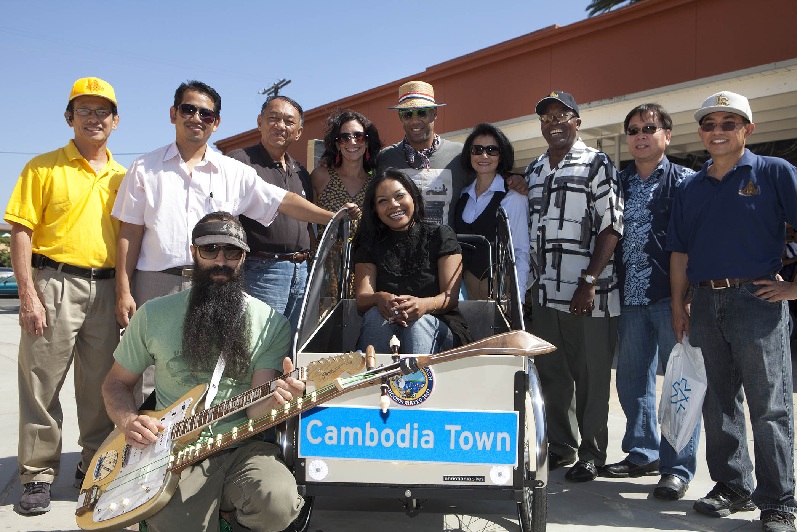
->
[102,211,305,532]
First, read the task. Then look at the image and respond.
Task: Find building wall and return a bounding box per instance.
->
[216,0,797,168]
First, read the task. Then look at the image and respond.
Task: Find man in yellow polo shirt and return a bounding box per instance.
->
[5,77,125,515]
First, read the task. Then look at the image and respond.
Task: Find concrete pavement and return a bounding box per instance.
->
[0,300,793,531]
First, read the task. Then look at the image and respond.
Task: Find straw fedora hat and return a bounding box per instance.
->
[389,80,446,110]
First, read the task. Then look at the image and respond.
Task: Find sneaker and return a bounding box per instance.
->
[17,482,51,515]
[73,465,86,489]
[693,482,757,517]
[761,510,796,532]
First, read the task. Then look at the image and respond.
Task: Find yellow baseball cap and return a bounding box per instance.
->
[68,77,117,106]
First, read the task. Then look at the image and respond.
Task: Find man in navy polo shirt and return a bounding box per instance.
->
[667,91,797,532]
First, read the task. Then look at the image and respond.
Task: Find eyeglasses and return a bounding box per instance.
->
[626,125,663,136]
[398,108,434,121]
[74,108,113,118]
[539,112,576,125]
[470,144,500,157]
[337,131,367,143]
[699,121,746,132]
[178,103,217,124]
[197,244,244,260]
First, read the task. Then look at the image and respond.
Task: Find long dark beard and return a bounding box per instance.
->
[182,264,251,380]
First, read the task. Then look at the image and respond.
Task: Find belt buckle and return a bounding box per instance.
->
[710,278,730,289]
[181,267,194,278]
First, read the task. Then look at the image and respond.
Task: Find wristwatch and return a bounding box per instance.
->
[580,274,597,285]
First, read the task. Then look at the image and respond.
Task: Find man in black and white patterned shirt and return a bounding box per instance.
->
[525,90,623,483]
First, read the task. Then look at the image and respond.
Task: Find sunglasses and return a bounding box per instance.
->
[700,121,746,132]
[178,103,217,124]
[74,108,113,118]
[398,108,434,121]
[539,112,576,125]
[197,244,244,260]
[337,131,367,143]
[470,144,500,157]
[626,125,663,136]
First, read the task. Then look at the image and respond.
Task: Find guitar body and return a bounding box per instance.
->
[75,384,209,531]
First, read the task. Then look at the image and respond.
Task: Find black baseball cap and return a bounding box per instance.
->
[535,90,580,117]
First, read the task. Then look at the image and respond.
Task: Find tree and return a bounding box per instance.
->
[586,0,641,16]
[0,236,9,268]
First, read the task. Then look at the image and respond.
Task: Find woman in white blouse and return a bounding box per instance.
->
[453,123,530,300]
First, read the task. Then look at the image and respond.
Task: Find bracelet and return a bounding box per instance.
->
[430,295,439,313]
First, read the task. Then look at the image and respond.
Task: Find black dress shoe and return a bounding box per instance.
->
[548,451,576,471]
[693,482,757,517]
[601,458,659,478]
[565,460,598,482]
[653,474,689,500]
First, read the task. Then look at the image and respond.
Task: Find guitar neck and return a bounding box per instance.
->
[169,330,554,472]
[170,370,385,472]
[170,367,305,440]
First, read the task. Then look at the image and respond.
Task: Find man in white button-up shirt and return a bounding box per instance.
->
[112,81,356,404]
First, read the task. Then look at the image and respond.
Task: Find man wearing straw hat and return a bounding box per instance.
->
[376,80,469,225]
[5,77,124,514]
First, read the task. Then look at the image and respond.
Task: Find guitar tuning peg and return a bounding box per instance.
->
[379,393,390,414]
[390,335,400,362]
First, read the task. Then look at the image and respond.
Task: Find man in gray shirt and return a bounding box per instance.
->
[375,80,468,226]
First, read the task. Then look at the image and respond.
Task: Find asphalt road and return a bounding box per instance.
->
[0,297,19,314]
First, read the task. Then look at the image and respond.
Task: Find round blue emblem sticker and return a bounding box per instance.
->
[387,366,435,406]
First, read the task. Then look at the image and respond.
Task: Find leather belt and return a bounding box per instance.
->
[32,254,115,280]
[696,276,761,289]
[161,266,194,278]
[251,251,310,263]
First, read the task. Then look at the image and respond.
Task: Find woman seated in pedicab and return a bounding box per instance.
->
[352,168,473,354]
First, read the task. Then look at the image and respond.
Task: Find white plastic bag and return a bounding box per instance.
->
[658,335,707,453]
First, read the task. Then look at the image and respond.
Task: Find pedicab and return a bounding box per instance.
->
[280,208,553,532]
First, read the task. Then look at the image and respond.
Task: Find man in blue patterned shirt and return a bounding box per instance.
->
[526,91,623,483]
[602,104,697,501]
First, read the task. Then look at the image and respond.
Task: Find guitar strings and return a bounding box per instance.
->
[96,371,380,493]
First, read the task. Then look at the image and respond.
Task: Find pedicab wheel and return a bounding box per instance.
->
[517,484,547,532]
[282,495,314,532]
[518,381,547,532]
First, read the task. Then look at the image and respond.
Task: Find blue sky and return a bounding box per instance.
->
[0,1,594,208]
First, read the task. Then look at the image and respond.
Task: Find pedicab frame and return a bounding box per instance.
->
[279,208,549,532]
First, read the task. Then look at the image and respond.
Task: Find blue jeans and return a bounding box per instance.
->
[244,257,308,332]
[617,299,699,481]
[356,306,453,354]
[690,282,796,513]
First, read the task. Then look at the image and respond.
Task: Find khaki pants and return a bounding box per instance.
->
[145,440,303,532]
[463,270,490,300]
[131,269,192,406]
[17,267,118,483]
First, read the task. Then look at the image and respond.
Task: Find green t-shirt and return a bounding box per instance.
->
[114,289,290,438]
